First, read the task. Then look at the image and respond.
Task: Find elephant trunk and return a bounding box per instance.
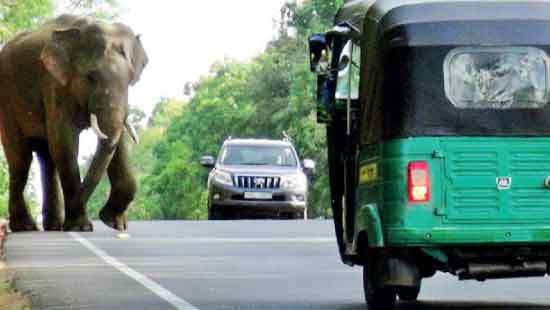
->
[82,91,126,203]
[81,129,122,204]
[82,118,137,203]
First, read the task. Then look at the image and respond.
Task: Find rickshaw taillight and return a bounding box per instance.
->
[408,161,430,203]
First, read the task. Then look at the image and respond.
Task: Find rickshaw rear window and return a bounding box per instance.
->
[444,47,549,109]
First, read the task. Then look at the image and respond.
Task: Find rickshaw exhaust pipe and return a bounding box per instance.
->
[459,262,547,280]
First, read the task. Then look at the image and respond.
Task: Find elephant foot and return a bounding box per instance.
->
[9,217,38,232]
[63,215,93,232]
[43,218,63,231]
[99,207,127,231]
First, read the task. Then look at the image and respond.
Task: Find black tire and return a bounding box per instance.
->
[281,211,306,220]
[397,285,421,301]
[279,212,295,220]
[363,265,396,310]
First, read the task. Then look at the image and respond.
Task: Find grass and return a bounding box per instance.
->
[0,261,31,310]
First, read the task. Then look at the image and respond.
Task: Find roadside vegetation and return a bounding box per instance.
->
[0,265,31,310]
[87,0,343,220]
[0,0,342,220]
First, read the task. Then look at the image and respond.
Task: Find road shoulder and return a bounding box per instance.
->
[0,260,31,310]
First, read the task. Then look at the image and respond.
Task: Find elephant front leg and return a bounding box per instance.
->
[37,149,64,231]
[48,128,92,232]
[100,135,136,231]
[58,158,93,231]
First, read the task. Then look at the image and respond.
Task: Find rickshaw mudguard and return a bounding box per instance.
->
[372,256,421,288]
[356,203,384,247]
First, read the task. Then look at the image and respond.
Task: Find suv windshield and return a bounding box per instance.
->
[220,145,298,166]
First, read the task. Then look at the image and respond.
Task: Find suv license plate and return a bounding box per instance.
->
[244,192,272,200]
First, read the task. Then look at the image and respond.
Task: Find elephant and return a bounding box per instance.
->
[0,15,148,232]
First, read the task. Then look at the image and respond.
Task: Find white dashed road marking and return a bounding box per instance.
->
[69,232,198,310]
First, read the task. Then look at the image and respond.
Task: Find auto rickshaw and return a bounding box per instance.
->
[309,0,550,308]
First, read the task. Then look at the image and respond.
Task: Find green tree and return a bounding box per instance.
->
[143,63,255,220]
[0,0,53,42]
[0,0,118,43]
[133,0,343,220]
[81,0,343,220]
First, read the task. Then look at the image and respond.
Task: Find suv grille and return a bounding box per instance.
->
[234,176,281,189]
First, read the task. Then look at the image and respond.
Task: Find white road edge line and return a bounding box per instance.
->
[69,232,199,310]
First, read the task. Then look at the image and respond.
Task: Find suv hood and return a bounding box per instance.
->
[218,164,301,176]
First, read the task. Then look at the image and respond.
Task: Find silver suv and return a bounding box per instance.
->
[200,138,315,220]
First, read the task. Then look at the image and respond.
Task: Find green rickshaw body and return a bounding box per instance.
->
[350,0,550,250]
[310,0,550,307]
[360,137,550,248]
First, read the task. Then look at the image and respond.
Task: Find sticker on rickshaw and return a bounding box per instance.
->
[497,177,512,190]
[360,163,378,184]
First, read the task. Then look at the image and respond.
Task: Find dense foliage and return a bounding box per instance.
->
[87,0,343,220]
[0,0,53,43]
[1,0,343,220]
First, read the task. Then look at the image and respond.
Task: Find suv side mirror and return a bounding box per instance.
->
[200,155,215,168]
[303,159,316,173]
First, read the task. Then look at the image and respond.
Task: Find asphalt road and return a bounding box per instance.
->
[5,220,550,310]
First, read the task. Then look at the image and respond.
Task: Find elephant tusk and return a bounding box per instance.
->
[90,114,108,140]
[125,119,139,144]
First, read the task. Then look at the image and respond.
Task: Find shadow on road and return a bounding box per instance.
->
[198,303,366,309]
[398,300,550,310]
[198,301,550,310]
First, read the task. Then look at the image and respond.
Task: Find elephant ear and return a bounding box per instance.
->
[40,28,81,86]
[129,34,148,85]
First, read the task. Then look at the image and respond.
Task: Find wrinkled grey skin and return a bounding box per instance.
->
[0,15,148,232]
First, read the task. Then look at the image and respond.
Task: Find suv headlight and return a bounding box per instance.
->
[213,170,233,186]
[280,173,307,191]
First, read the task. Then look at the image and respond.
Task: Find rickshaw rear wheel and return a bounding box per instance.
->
[363,265,396,309]
[397,285,421,301]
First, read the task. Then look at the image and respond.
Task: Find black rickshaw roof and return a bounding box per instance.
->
[336,0,550,40]
[333,0,550,139]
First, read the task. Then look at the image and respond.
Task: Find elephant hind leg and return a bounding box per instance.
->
[4,141,37,232]
[36,146,64,231]
[100,135,136,231]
